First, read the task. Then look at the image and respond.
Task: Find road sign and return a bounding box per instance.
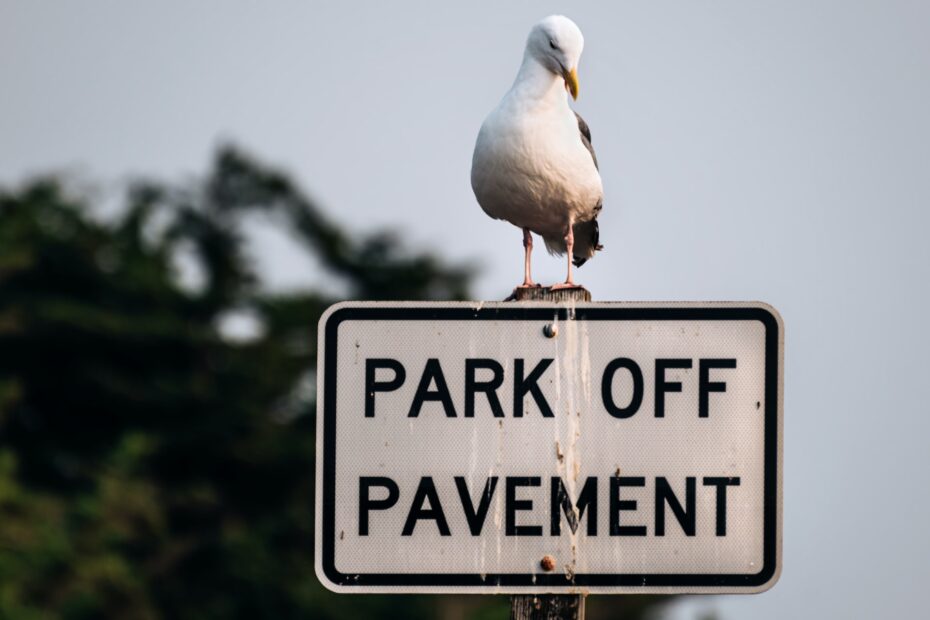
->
[315,302,783,594]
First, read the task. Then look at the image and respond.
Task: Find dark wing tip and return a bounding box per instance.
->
[572,219,603,268]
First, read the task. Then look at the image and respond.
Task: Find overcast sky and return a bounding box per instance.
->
[3,1,929,618]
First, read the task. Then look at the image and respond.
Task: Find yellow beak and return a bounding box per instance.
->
[563,67,579,100]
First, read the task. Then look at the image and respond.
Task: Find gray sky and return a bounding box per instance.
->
[3,1,929,618]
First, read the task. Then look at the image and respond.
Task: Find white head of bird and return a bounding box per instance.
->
[523,15,584,100]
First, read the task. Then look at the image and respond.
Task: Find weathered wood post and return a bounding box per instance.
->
[510,592,585,620]
[508,284,590,620]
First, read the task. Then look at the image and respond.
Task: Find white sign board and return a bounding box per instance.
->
[315,302,783,594]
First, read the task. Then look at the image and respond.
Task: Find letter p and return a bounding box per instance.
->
[365,359,406,417]
[359,477,400,535]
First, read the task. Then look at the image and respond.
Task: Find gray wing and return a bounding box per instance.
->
[571,111,603,268]
[574,111,598,170]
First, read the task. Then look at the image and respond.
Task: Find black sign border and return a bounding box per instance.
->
[319,305,780,589]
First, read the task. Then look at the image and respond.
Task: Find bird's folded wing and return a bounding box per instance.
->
[574,111,598,170]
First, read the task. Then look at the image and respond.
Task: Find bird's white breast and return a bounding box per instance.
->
[471,95,602,236]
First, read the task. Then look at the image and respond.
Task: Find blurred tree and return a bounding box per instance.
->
[0,147,470,620]
[0,148,670,620]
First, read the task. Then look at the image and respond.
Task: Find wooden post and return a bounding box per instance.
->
[510,594,585,620]
[507,286,592,303]
[508,284,589,620]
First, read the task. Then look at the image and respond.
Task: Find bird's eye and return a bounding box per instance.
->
[549,39,558,50]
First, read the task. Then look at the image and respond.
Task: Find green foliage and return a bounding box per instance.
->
[0,147,476,619]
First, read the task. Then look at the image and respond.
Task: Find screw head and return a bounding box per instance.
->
[540,555,556,572]
[543,323,558,338]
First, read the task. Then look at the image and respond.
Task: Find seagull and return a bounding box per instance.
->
[471,15,603,291]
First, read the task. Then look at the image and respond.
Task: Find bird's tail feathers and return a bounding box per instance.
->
[541,219,604,268]
[571,219,603,267]
[542,235,568,257]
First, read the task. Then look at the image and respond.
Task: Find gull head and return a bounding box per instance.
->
[525,15,585,99]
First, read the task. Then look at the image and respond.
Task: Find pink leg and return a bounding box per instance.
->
[518,228,537,288]
[551,222,581,290]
